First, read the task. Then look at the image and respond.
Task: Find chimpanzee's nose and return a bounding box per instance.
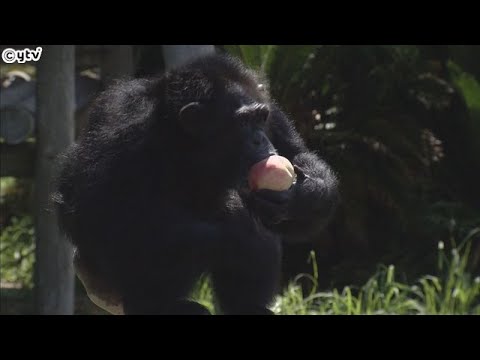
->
[252,129,268,146]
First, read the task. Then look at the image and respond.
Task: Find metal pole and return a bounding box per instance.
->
[35,45,76,315]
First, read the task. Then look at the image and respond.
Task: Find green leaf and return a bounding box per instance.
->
[223,45,275,70]
[448,61,480,119]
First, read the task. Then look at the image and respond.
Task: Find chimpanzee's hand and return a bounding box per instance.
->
[245,162,317,229]
[246,164,309,227]
[248,188,292,226]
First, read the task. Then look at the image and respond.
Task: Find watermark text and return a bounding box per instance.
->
[2,47,43,64]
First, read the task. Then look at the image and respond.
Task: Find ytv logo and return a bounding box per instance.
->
[2,47,43,64]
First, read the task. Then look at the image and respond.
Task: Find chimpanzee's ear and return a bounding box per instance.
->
[179,102,206,135]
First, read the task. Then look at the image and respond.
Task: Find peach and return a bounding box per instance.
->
[248,155,295,191]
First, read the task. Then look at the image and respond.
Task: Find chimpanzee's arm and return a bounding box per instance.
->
[246,106,339,244]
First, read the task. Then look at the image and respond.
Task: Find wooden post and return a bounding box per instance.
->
[162,45,215,70]
[35,45,76,315]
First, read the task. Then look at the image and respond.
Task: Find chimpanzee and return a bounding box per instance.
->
[53,53,338,315]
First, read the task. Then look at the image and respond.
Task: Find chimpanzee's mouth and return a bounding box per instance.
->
[247,152,277,170]
[240,153,277,192]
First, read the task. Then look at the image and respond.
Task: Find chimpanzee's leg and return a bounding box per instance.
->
[121,221,218,315]
[211,217,282,315]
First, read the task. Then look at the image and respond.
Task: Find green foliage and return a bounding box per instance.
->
[223,45,316,104]
[192,235,480,315]
[1,177,35,288]
[448,45,480,81]
[223,45,480,284]
[272,264,423,315]
[0,215,35,288]
[277,230,480,315]
[189,274,216,315]
[0,177,33,219]
[448,61,480,114]
[448,60,480,157]
[223,45,275,72]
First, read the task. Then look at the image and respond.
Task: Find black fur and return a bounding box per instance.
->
[53,53,338,315]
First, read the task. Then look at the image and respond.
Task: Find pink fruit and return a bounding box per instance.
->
[248,155,295,191]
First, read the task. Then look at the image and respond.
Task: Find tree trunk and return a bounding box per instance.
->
[35,45,76,315]
[162,45,215,70]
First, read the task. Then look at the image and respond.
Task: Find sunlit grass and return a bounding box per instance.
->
[190,274,217,315]
[191,233,480,315]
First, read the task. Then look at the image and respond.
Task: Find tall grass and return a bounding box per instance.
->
[191,233,480,315]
